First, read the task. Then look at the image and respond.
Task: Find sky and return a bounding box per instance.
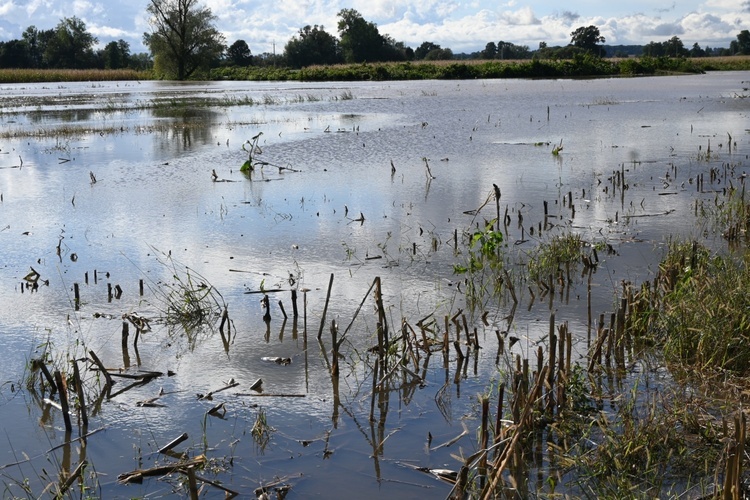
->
[0,0,747,56]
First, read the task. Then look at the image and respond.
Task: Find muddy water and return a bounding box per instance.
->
[0,73,748,497]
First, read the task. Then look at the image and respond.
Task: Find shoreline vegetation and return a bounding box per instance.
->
[1,54,749,84]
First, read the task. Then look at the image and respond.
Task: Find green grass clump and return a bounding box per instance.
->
[628,240,750,374]
[527,233,585,283]
[561,381,720,498]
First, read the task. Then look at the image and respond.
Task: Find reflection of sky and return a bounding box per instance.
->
[0,74,748,495]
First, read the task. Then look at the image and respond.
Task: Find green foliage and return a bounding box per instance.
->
[102,40,131,69]
[285,25,340,68]
[240,132,263,173]
[627,240,750,374]
[454,219,504,275]
[527,233,584,282]
[144,0,225,80]
[226,39,252,66]
[570,25,605,56]
[46,17,98,69]
[564,382,718,497]
[337,9,396,63]
[734,30,750,55]
[453,219,506,308]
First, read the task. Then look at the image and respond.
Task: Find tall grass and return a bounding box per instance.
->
[627,240,750,374]
[213,55,750,82]
[0,68,150,83]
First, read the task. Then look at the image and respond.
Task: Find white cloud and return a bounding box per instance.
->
[0,0,746,56]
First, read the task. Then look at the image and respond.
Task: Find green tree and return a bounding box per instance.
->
[415,41,441,60]
[129,52,154,70]
[102,40,131,69]
[284,25,340,68]
[498,41,531,59]
[570,25,605,55]
[337,9,386,63]
[481,42,497,59]
[143,0,225,80]
[227,39,252,66]
[0,39,31,68]
[663,36,687,57]
[45,17,97,68]
[643,41,664,57]
[690,42,705,57]
[736,30,750,55]
[380,35,409,61]
[22,26,54,68]
[424,47,452,60]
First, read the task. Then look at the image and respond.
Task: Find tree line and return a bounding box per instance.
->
[1,0,749,80]
[0,17,152,71]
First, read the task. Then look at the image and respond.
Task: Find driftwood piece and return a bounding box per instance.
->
[159,432,189,454]
[117,455,206,484]
[88,350,114,388]
[235,393,306,398]
[197,381,239,400]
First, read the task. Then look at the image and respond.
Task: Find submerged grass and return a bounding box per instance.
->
[526,232,585,283]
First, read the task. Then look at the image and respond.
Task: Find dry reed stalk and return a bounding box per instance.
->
[547,313,557,414]
[54,370,72,432]
[57,459,86,497]
[88,350,114,390]
[317,274,334,340]
[481,366,549,499]
[72,359,87,427]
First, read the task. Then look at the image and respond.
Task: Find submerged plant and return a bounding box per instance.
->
[453,218,507,308]
[251,407,274,452]
[147,250,227,347]
[526,232,585,283]
[240,131,264,173]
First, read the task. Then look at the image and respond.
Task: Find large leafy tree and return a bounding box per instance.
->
[227,39,252,66]
[481,42,497,59]
[102,40,131,69]
[22,26,54,68]
[663,36,687,57]
[143,0,225,80]
[734,30,750,55]
[0,40,31,68]
[284,25,340,68]
[570,25,605,55]
[415,41,441,60]
[337,9,386,63]
[45,17,97,68]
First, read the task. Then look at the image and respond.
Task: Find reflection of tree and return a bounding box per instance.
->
[150,108,220,156]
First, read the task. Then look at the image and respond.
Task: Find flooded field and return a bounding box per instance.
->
[0,73,749,498]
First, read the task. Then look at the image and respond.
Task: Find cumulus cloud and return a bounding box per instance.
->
[0,0,746,56]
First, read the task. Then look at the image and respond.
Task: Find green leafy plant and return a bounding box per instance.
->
[240,132,264,173]
[453,219,504,275]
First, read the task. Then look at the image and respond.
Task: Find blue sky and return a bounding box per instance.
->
[0,0,747,55]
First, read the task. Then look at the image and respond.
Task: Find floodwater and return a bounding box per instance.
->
[0,73,748,498]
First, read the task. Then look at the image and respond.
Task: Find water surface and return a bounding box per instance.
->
[0,72,748,497]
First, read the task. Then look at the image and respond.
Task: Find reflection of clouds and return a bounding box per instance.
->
[1,74,748,431]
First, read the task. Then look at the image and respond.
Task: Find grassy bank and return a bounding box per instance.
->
[213,55,750,82]
[0,55,748,84]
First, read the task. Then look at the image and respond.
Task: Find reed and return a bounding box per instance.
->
[0,68,149,83]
